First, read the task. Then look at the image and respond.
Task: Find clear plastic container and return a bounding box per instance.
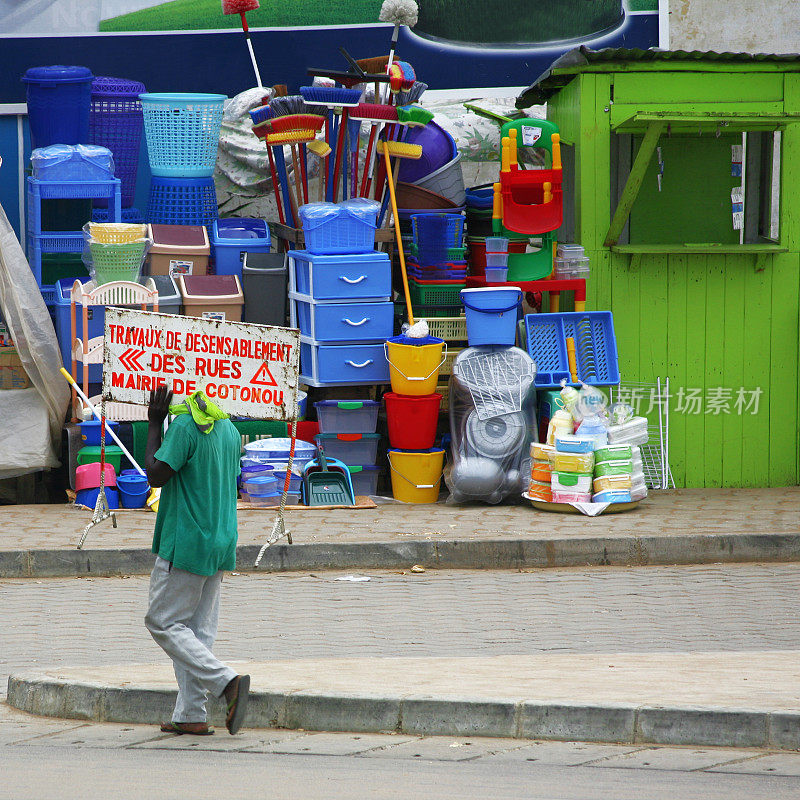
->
[607,417,649,446]
[242,475,279,495]
[552,472,593,493]
[314,400,380,434]
[554,257,590,278]
[552,490,592,504]
[484,236,508,253]
[243,491,281,506]
[484,266,508,283]
[270,471,303,493]
[555,433,595,454]
[593,474,633,493]
[347,465,381,496]
[595,445,633,463]
[556,243,585,260]
[554,451,595,473]
[594,460,633,477]
[576,415,608,449]
[530,442,556,462]
[315,433,380,466]
[485,252,509,268]
[244,437,316,461]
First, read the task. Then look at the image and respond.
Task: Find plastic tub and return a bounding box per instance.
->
[551,472,593,493]
[212,218,271,277]
[460,287,521,347]
[483,267,508,283]
[530,462,551,483]
[242,475,279,495]
[530,442,556,462]
[592,490,633,504]
[76,445,123,473]
[557,244,585,260]
[484,237,509,253]
[388,448,445,504]
[594,460,633,477]
[607,417,649,446]
[147,224,210,277]
[397,121,457,184]
[384,392,441,450]
[527,479,552,502]
[485,253,509,268]
[75,462,117,491]
[244,437,315,459]
[593,474,633,493]
[23,66,94,150]
[299,199,379,255]
[385,335,446,396]
[467,237,528,274]
[555,434,596,454]
[315,433,380,466]
[270,471,303,494]
[551,491,592,504]
[117,472,149,508]
[76,487,119,510]
[244,491,281,507]
[346,465,380,496]
[553,451,595,473]
[31,144,114,182]
[594,445,633,463]
[79,419,119,446]
[412,152,466,207]
[139,93,226,177]
[314,400,380,434]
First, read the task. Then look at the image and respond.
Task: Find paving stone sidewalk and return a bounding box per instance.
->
[1,487,798,577]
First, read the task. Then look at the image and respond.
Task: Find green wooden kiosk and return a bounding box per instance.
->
[517,48,800,488]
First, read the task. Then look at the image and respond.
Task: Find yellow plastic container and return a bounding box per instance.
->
[593,474,633,493]
[388,448,445,503]
[88,222,148,244]
[554,451,595,473]
[385,336,446,396]
[530,442,556,462]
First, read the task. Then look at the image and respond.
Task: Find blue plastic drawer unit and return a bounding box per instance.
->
[54,278,104,381]
[291,296,394,343]
[300,338,390,387]
[289,250,391,301]
[211,218,271,277]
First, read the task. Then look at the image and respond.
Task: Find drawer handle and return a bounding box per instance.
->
[339,275,367,284]
[346,359,373,368]
[343,317,369,326]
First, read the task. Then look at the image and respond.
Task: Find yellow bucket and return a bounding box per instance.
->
[384,335,447,396]
[388,448,445,504]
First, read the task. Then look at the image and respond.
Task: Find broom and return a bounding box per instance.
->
[221,0,263,87]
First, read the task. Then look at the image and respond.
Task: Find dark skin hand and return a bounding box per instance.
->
[146,385,176,488]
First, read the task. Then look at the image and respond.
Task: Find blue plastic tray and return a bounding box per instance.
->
[524,311,619,388]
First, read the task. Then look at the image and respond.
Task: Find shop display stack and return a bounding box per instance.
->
[139,92,225,231]
[314,401,382,497]
[289,200,392,387]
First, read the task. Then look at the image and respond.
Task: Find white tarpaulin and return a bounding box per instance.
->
[103,308,300,421]
[0,197,69,478]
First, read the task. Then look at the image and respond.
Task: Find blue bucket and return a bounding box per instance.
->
[117,473,149,508]
[76,487,119,510]
[460,287,522,346]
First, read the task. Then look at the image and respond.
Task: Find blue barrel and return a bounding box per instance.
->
[22,66,94,150]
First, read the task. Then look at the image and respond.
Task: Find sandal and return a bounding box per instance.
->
[160,721,214,736]
[224,674,250,735]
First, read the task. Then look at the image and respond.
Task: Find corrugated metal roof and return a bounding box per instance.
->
[516,46,800,108]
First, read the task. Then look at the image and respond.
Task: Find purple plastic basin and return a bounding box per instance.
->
[397,121,457,184]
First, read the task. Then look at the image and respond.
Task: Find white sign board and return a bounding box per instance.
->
[102,309,300,421]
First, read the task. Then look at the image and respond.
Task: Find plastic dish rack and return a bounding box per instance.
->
[524,311,619,388]
[426,316,468,342]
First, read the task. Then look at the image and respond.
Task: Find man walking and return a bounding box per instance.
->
[144,384,249,735]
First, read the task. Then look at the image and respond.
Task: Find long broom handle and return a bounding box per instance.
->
[59,368,146,477]
[266,145,285,226]
[238,12,263,88]
[382,141,414,326]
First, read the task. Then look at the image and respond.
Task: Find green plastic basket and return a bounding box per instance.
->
[89,239,147,285]
[409,280,466,307]
[408,244,468,261]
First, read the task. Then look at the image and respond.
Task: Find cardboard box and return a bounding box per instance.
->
[0,347,31,390]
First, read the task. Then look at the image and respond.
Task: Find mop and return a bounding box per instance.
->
[221,0,264,88]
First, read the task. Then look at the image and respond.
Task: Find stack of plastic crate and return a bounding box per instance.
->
[289,200,392,387]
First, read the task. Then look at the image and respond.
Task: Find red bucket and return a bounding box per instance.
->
[467,237,528,276]
[384,392,442,450]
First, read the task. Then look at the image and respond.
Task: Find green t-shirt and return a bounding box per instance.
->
[152,415,241,576]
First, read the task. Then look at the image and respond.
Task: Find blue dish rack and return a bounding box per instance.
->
[523,311,620,388]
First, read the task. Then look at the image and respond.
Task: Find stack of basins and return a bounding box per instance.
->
[239,438,316,506]
[465,185,528,278]
[314,400,382,496]
[384,335,447,504]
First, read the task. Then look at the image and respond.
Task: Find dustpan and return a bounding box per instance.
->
[302,446,355,506]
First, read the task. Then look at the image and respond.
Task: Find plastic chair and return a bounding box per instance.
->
[70,278,158,419]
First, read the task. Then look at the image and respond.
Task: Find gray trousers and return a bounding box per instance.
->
[145,556,237,723]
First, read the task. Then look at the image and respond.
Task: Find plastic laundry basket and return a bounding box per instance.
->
[139,93,226,178]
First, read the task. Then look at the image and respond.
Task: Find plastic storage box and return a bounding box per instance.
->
[593,474,633,493]
[146,224,210,276]
[593,490,632,504]
[300,339,390,387]
[315,400,380,434]
[595,445,633,463]
[530,442,556,462]
[528,479,552,502]
[299,199,379,255]
[607,417,649,446]
[594,460,633,477]
[555,434,595,453]
[347,465,380,496]
[31,144,114,182]
[551,491,592,504]
[23,66,94,150]
[242,252,287,326]
[177,275,244,322]
[289,250,391,301]
[554,256,590,279]
[141,274,181,314]
[315,433,380,465]
[291,296,394,343]
[212,218,271,277]
[553,451,595,473]
[243,438,316,468]
[551,472,593,493]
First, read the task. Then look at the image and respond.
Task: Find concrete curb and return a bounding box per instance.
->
[7,674,799,750]
[1,533,799,578]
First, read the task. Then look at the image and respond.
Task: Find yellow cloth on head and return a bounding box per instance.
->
[169,391,229,434]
